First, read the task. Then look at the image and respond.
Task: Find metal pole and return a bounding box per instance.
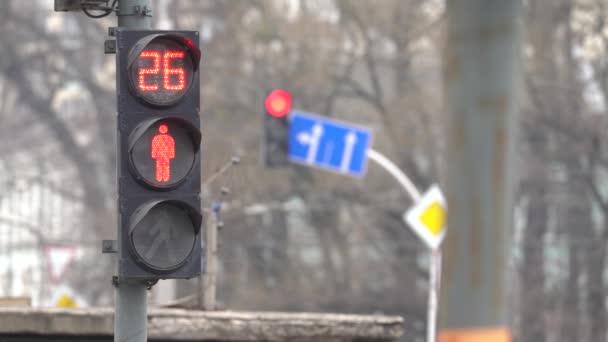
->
[439,1,521,341]
[117,0,152,29]
[201,158,238,310]
[203,212,217,310]
[427,250,441,342]
[115,1,152,341]
[366,149,422,203]
[366,149,441,342]
[115,282,147,342]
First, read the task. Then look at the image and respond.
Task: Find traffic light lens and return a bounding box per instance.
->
[130,119,197,188]
[265,89,292,118]
[129,38,195,106]
[131,202,196,271]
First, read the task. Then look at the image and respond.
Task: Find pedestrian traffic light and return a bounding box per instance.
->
[263,89,292,167]
[115,29,202,280]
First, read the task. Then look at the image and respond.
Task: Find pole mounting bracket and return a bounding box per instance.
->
[102,239,117,253]
[117,5,152,17]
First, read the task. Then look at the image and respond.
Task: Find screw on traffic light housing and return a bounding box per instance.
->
[115,29,202,280]
[263,89,292,167]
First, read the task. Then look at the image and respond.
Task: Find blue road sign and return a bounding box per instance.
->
[289,110,372,177]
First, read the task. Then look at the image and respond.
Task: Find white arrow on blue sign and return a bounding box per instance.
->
[288,110,373,177]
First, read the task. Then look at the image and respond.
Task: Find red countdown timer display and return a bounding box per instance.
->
[129,38,196,106]
[129,119,200,189]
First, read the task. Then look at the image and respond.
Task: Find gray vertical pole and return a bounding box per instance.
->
[117,0,152,29]
[427,250,441,342]
[203,214,217,310]
[115,282,148,342]
[115,1,152,342]
[439,1,521,341]
[7,193,14,296]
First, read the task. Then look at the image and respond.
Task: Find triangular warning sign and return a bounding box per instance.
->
[45,245,76,283]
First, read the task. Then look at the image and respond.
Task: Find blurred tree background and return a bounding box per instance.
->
[1,1,608,342]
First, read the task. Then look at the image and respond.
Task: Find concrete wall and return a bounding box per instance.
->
[0,308,404,342]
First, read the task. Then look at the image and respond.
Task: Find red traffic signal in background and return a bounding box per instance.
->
[265,89,292,118]
[263,89,291,167]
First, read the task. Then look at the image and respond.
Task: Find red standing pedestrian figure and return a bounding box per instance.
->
[151,124,175,182]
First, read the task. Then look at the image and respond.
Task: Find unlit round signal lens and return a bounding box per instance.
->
[265,89,292,118]
[130,202,196,271]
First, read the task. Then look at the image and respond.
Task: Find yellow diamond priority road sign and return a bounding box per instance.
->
[404,185,446,249]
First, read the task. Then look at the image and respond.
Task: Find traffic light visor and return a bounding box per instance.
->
[265,89,292,118]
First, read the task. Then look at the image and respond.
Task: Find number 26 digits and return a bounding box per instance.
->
[138,50,186,92]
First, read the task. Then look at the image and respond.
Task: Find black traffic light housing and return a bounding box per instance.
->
[263,89,292,167]
[115,29,202,280]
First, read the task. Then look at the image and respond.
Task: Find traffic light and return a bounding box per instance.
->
[115,29,202,280]
[263,89,292,167]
